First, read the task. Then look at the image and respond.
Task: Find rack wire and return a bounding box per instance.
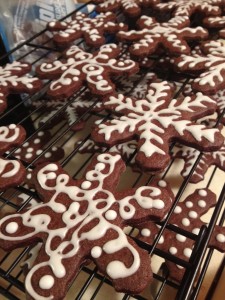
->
[0,2,224,300]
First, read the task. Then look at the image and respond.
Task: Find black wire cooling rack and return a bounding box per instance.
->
[0,2,225,300]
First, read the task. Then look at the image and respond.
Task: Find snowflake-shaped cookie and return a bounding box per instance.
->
[0,61,42,113]
[174,40,225,94]
[0,157,26,191]
[173,140,225,183]
[48,12,127,48]
[92,81,224,172]
[36,43,138,99]
[137,188,225,281]
[117,15,208,57]
[0,124,26,155]
[0,153,173,299]
[12,130,64,166]
[93,0,159,18]
[155,0,223,17]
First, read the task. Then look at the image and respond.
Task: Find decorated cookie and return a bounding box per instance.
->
[155,0,223,18]
[174,40,225,94]
[0,157,26,191]
[93,0,160,18]
[92,81,224,172]
[0,124,26,155]
[36,43,139,99]
[117,16,208,58]
[13,130,64,165]
[48,12,127,48]
[0,61,42,113]
[137,188,225,281]
[203,13,225,38]
[0,152,174,299]
[173,140,225,183]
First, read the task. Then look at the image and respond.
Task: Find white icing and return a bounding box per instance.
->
[198,200,206,208]
[39,275,54,290]
[105,210,117,220]
[91,246,102,258]
[0,158,21,178]
[169,247,177,255]
[0,153,171,299]
[141,228,151,237]
[216,233,225,243]
[0,124,20,143]
[174,206,182,214]
[188,211,198,219]
[5,222,19,234]
[158,180,166,187]
[192,228,200,235]
[183,248,192,258]
[182,218,190,227]
[97,82,218,162]
[198,190,207,197]
[176,234,186,242]
[185,201,193,208]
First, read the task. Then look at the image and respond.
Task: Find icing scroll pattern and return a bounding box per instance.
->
[0,152,173,299]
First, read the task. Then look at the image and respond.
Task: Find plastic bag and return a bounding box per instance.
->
[0,0,80,61]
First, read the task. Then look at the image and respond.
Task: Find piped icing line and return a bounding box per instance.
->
[0,153,173,299]
[0,124,26,155]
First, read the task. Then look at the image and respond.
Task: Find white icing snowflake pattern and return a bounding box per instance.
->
[156,0,223,17]
[92,81,223,172]
[0,61,42,113]
[117,15,208,57]
[0,153,173,300]
[175,40,225,94]
[94,0,159,17]
[36,43,138,99]
[48,11,127,47]
[173,141,225,183]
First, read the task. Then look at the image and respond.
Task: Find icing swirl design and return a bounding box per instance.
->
[0,153,173,299]
[0,124,26,155]
[92,81,224,172]
[36,43,138,99]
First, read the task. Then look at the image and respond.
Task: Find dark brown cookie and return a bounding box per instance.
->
[0,124,26,155]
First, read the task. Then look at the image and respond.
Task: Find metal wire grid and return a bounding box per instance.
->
[0,2,224,299]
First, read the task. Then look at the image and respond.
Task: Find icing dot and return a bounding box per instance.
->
[158,236,164,244]
[105,210,117,220]
[174,206,182,214]
[88,66,95,71]
[182,218,190,227]
[216,233,225,243]
[192,228,200,235]
[176,234,186,242]
[198,200,206,208]
[185,201,193,208]
[9,124,16,129]
[169,247,177,255]
[23,142,29,147]
[15,148,21,153]
[183,248,192,258]
[38,132,44,136]
[188,211,198,219]
[141,228,151,237]
[34,139,41,144]
[73,77,79,81]
[27,173,32,180]
[198,190,207,197]
[91,246,102,258]
[5,222,18,234]
[97,75,103,80]
[36,150,42,155]
[81,181,91,189]
[25,153,33,159]
[118,62,125,66]
[39,275,55,290]
[45,152,52,158]
[52,147,57,151]
[158,180,166,187]
[27,148,34,153]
